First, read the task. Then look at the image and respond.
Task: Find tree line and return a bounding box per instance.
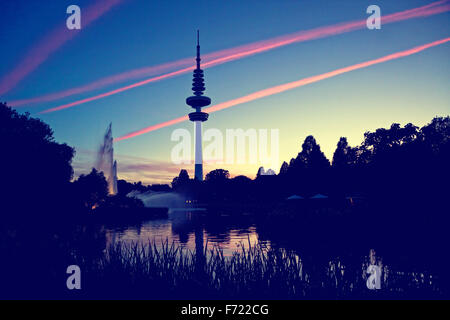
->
[172,116,449,209]
[1,100,449,216]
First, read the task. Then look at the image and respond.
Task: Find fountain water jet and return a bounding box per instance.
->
[127,190,186,209]
[96,123,118,195]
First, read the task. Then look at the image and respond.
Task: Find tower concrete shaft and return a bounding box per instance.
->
[194,121,203,180]
[187,31,210,181]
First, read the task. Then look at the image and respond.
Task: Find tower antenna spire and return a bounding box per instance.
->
[196,30,201,69]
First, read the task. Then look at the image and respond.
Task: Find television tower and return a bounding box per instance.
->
[187,31,210,181]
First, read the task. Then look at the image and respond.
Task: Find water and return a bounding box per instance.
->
[96,123,117,195]
[101,209,442,296]
[105,209,268,256]
[110,191,268,256]
[128,190,186,208]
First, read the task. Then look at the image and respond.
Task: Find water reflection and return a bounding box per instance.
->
[105,210,267,256]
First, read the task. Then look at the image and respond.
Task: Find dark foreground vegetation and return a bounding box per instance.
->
[71,240,439,299]
[0,101,449,298]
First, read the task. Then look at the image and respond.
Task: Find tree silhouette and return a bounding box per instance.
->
[279,161,289,175]
[206,169,230,182]
[172,169,190,190]
[421,116,450,155]
[332,137,357,168]
[281,136,331,194]
[0,102,74,216]
[0,103,77,296]
[362,123,419,155]
[300,135,330,169]
[289,135,330,171]
[73,168,108,210]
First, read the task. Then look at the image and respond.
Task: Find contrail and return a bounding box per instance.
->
[18,0,447,112]
[39,66,196,114]
[0,0,123,95]
[11,57,195,107]
[114,37,450,142]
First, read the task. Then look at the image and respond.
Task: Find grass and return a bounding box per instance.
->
[73,238,441,299]
[76,238,308,299]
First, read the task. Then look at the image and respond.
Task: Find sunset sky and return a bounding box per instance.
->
[1,0,449,184]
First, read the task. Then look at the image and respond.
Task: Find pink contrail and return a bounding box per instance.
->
[16,0,447,111]
[114,37,450,142]
[0,0,123,95]
[39,66,196,113]
[12,57,195,107]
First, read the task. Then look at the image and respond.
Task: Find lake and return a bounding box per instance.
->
[104,209,270,256]
[100,208,442,297]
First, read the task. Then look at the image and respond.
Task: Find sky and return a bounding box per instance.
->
[1,0,449,184]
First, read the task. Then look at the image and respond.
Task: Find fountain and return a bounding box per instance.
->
[127,190,186,209]
[96,123,118,195]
